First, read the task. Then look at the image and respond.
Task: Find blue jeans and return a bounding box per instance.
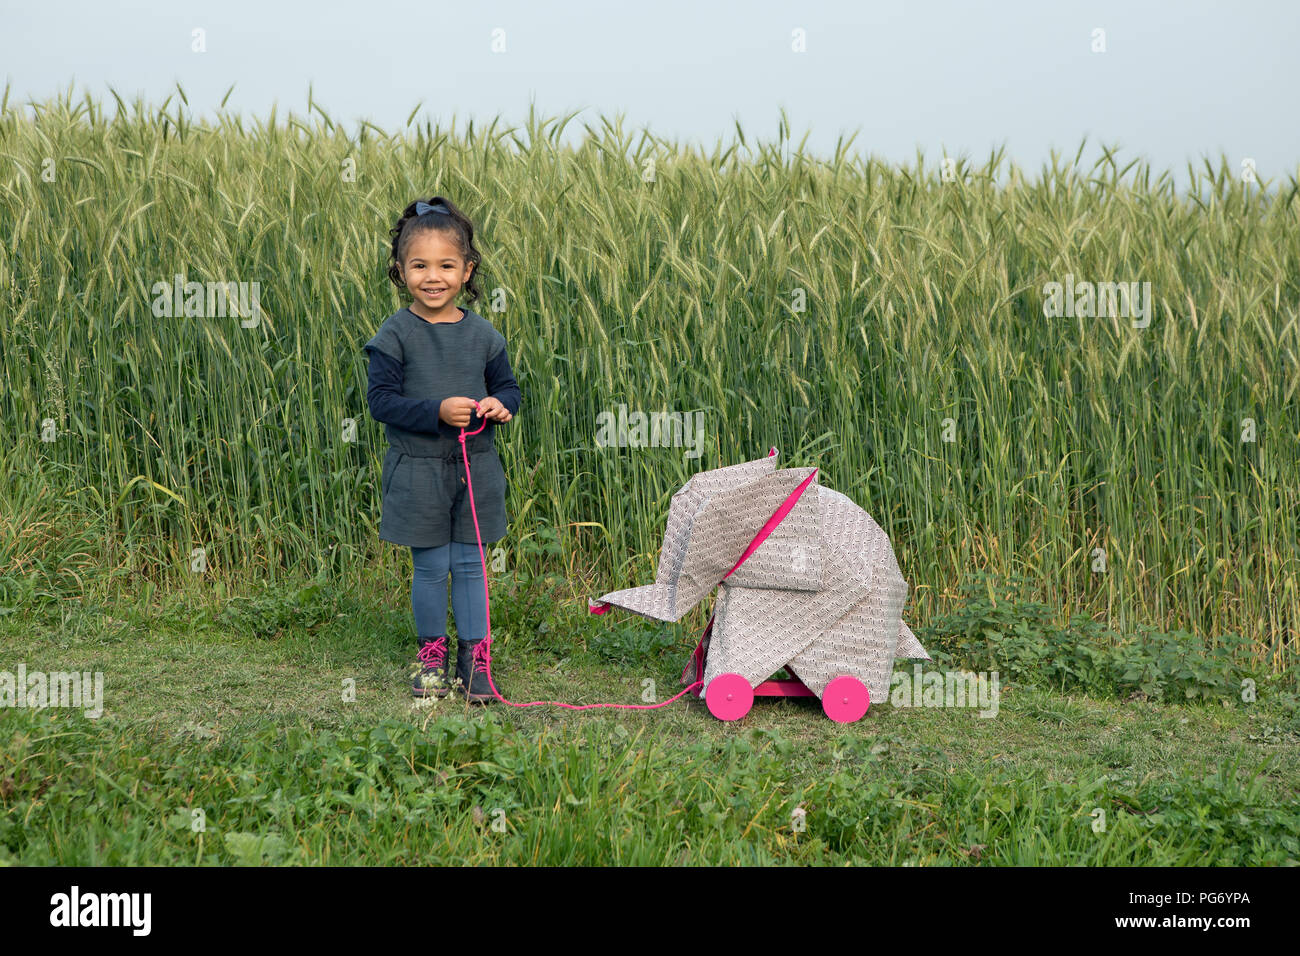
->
[410,542,487,643]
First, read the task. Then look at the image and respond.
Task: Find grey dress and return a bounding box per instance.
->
[364,306,522,548]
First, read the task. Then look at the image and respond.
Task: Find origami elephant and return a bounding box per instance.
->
[589,449,929,721]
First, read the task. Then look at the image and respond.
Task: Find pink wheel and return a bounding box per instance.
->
[706,673,754,721]
[822,676,870,723]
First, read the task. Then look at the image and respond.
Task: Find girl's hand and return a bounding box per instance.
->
[475,396,512,423]
[440,396,480,428]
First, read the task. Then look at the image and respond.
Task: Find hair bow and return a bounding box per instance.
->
[415,200,451,216]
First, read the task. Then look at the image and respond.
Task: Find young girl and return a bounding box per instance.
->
[364,196,522,702]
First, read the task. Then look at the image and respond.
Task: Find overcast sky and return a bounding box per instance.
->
[3,0,1296,193]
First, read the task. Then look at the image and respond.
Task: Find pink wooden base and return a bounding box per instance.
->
[753,677,816,697]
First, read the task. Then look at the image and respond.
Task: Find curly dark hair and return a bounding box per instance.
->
[386,196,482,302]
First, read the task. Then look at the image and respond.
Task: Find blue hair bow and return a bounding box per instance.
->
[415,200,450,216]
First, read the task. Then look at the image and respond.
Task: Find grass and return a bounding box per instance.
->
[1,573,1296,865]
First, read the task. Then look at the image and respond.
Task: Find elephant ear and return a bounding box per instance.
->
[896,621,931,660]
[675,466,819,604]
[654,453,779,590]
[589,465,817,622]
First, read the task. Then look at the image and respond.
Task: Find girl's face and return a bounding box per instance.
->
[398,230,474,315]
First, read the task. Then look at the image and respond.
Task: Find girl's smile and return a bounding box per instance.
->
[399,232,475,322]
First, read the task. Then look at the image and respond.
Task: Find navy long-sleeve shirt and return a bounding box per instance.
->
[365,343,522,440]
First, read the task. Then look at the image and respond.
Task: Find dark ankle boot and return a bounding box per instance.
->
[412,636,452,698]
[455,637,497,703]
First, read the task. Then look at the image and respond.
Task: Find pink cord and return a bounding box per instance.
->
[457,412,809,712]
[456,401,700,709]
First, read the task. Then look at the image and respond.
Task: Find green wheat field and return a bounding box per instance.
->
[1,85,1297,865]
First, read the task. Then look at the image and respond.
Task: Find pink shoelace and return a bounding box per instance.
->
[417,637,448,669]
[471,639,491,674]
